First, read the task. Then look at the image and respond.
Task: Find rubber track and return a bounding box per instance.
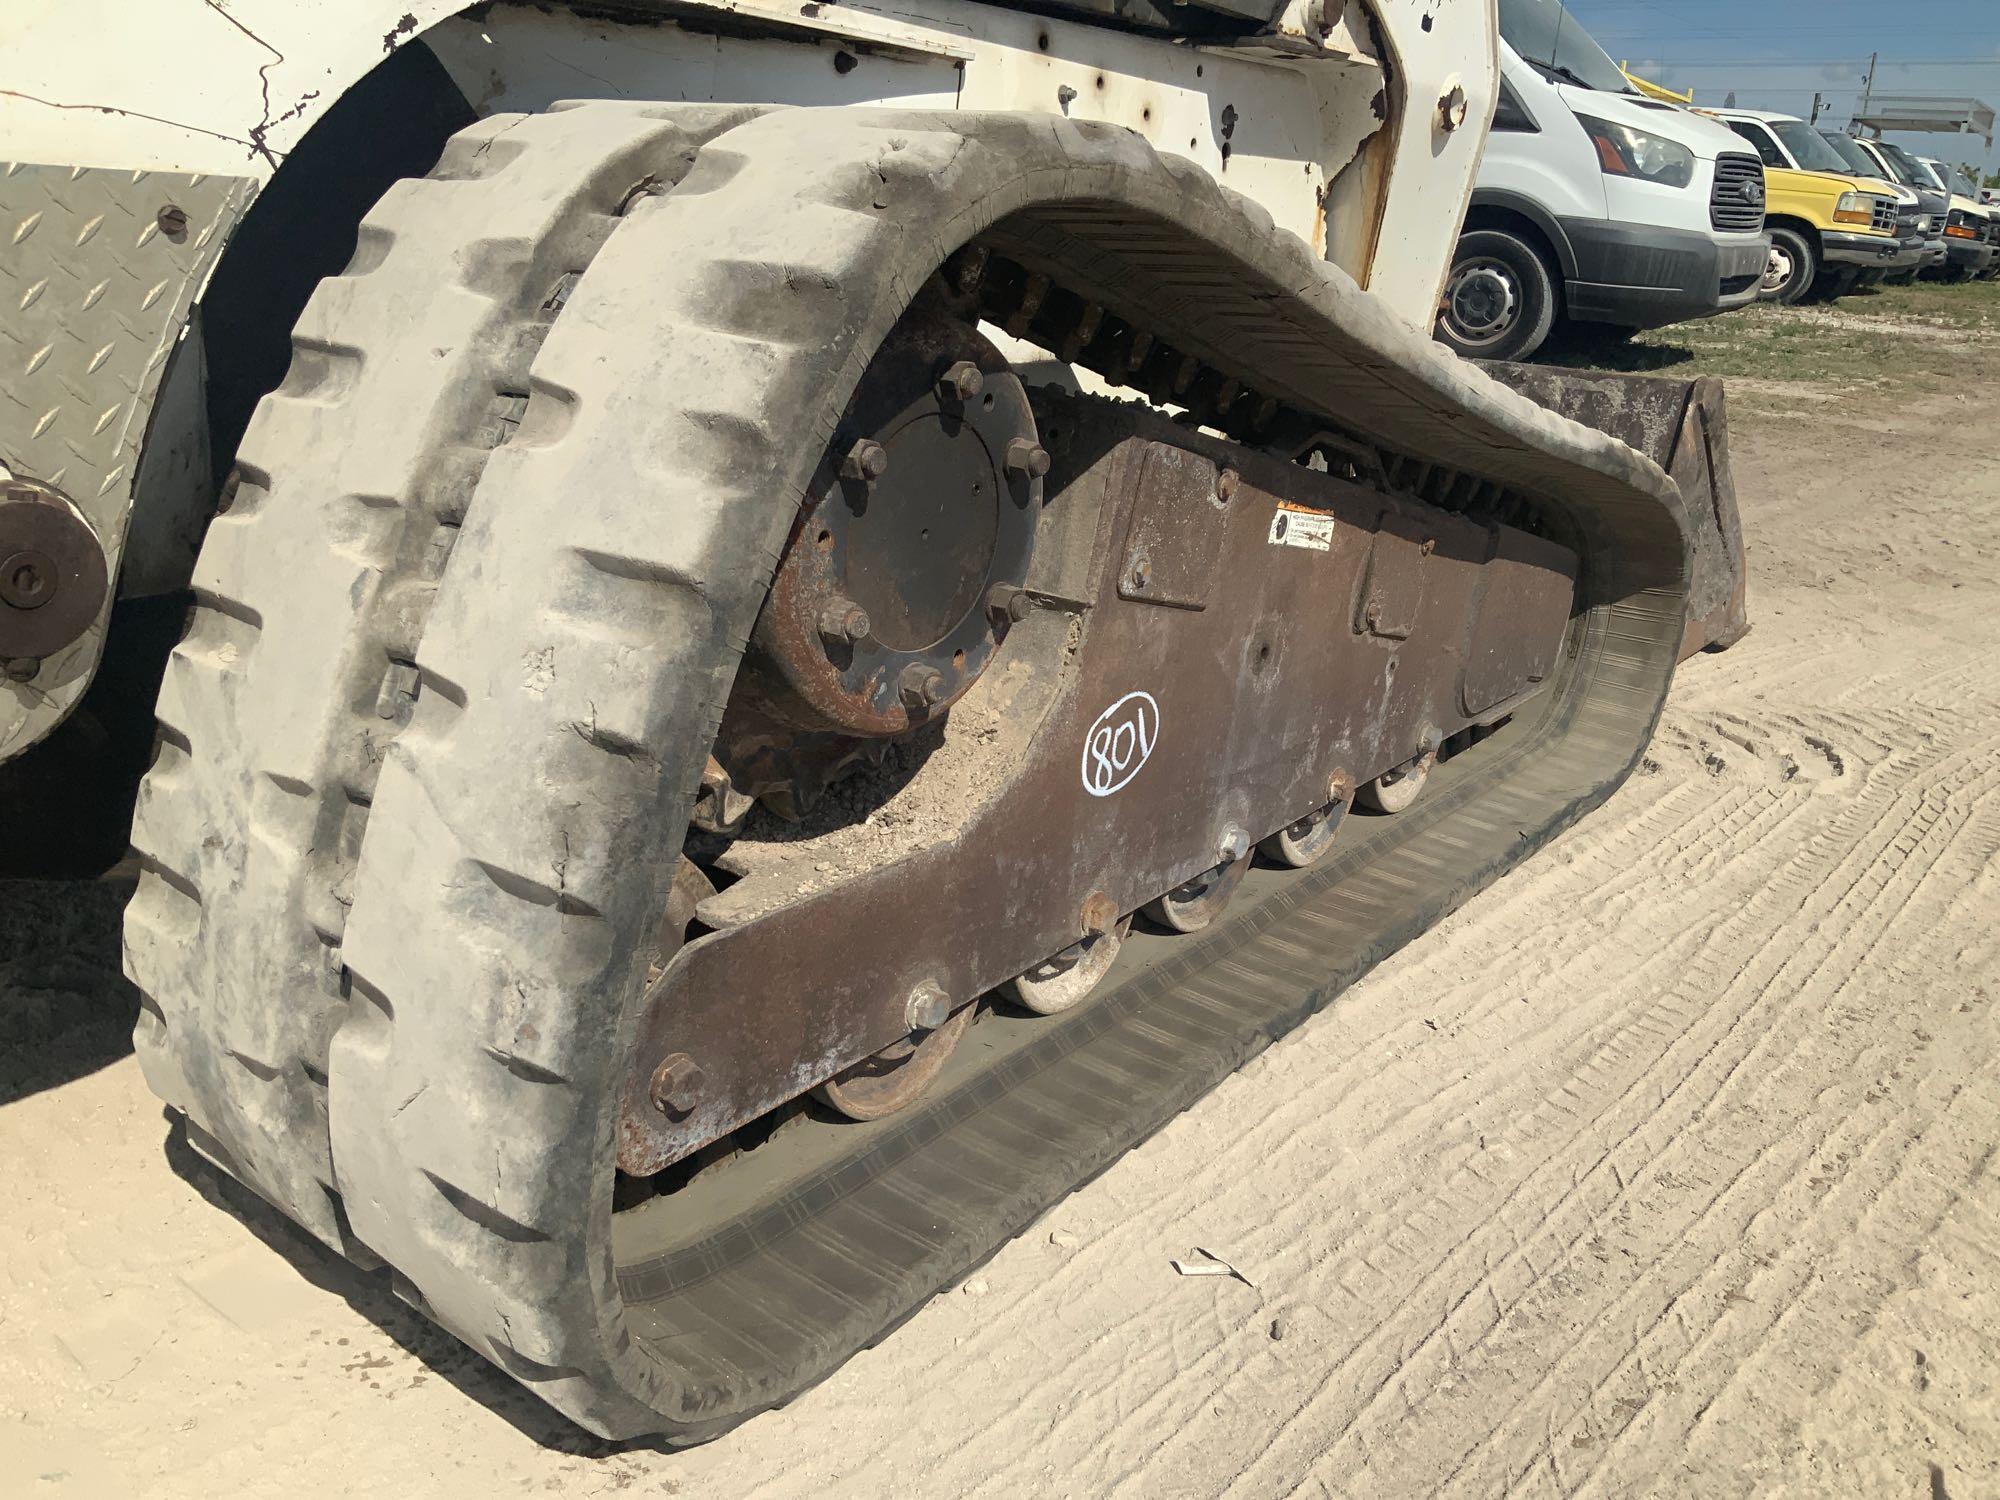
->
[134,105,1693,1440]
[124,103,756,1250]
[300,107,1694,1439]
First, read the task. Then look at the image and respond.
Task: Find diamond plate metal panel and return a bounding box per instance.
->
[1,160,252,758]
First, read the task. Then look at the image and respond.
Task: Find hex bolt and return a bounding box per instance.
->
[1004,438,1051,479]
[156,204,189,236]
[840,439,889,482]
[3,657,39,682]
[899,663,946,710]
[985,584,1033,625]
[1217,825,1251,865]
[906,981,952,1033]
[1215,468,1240,504]
[648,1052,705,1117]
[1328,768,1353,803]
[1079,890,1118,938]
[817,598,872,646]
[1129,555,1152,591]
[936,360,984,404]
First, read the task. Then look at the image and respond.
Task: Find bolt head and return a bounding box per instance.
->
[899,663,947,711]
[906,982,952,1033]
[1217,826,1251,864]
[817,599,872,646]
[1328,769,1353,803]
[648,1052,705,1117]
[936,360,984,404]
[1215,468,1240,504]
[985,584,1033,626]
[841,439,889,482]
[1005,438,1051,479]
[156,204,189,236]
[1079,891,1118,937]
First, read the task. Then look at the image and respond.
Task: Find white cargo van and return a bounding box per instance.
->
[1437,0,1770,361]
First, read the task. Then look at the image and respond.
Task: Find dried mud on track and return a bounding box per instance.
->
[5,375,2000,1498]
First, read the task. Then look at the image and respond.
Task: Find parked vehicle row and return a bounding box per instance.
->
[1437,0,1768,360]
[1435,0,1994,361]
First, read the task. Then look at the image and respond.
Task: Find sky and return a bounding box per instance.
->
[1564,0,2000,180]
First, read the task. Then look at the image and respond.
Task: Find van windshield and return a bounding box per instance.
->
[1498,0,1635,94]
[1769,119,1850,173]
[1818,131,1886,179]
[1879,143,1940,189]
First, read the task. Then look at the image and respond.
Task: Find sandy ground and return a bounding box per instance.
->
[5,375,1999,1498]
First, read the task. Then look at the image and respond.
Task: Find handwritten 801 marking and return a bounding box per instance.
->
[1080,690,1160,797]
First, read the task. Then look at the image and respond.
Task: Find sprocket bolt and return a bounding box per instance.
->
[985,584,1033,625]
[899,663,947,710]
[817,599,872,647]
[906,982,952,1033]
[1005,438,1051,479]
[936,361,984,404]
[841,439,889,482]
[649,1052,705,1117]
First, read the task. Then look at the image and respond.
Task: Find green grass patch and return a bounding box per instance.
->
[1542,274,2000,387]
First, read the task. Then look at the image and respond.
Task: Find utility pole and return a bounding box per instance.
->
[1810,92,1824,125]
[1858,51,1878,134]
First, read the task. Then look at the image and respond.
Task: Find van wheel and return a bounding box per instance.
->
[1436,230,1557,361]
[1762,227,1817,304]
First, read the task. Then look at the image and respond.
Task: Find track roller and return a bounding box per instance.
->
[1259,773,1355,868]
[1007,915,1133,1015]
[815,1002,974,1121]
[1142,853,1252,933]
[1358,748,1437,814]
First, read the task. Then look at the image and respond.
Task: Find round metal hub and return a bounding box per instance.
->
[1762,244,1795,295]
[0,477,109,663]
[744,299,1044,739]
[1444,259,1520,346]
[845,410,1001,652]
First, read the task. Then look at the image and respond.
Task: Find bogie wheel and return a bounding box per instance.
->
[1762,226,1818,305]
[1142,854,1251,934]
[1258,795,1350,869]
[1357,749,1437,814]
[1007,916,1133,1016]
[1434,229,1558,362]
[815,1005,974,1121]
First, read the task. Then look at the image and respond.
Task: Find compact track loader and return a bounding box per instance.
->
[3,0,1747,1439]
